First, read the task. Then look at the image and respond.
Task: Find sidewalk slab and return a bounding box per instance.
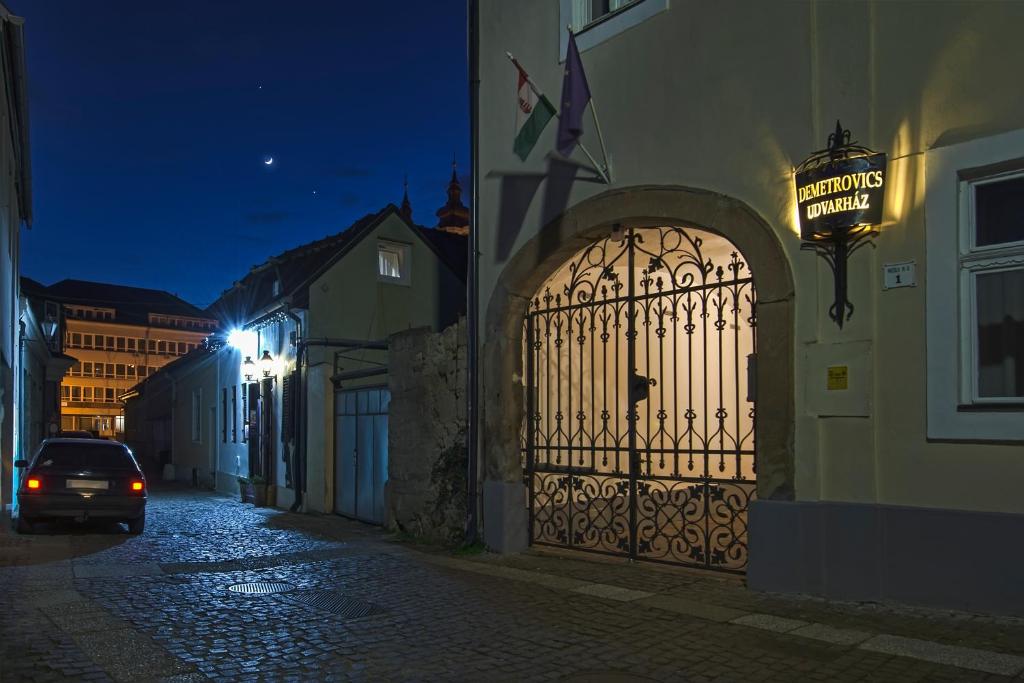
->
[859,634,1024,677]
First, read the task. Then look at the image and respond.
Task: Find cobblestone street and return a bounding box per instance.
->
[2,488,1024,682]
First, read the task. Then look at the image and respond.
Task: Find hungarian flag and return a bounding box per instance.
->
[514,64,555,161]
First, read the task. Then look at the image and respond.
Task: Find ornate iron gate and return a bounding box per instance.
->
[524,226,757,573]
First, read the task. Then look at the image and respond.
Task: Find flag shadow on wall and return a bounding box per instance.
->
[491,154,605,264]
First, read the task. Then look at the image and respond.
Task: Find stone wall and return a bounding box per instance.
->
[386,317,467,543]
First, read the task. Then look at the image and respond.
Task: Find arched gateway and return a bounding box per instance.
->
[524,226,756,571]
[482,186,795,574]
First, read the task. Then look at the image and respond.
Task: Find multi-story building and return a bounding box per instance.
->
[35,280,218,439]
[0,3,31,521]
[473,0,1024,617]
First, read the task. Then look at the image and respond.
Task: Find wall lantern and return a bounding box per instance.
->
[795,120,887,329]
[41,313,59,342]
[259,350,274,378]
[242,355,256,382]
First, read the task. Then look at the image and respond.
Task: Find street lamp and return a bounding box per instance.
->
[259,350,274,378]
[242,356,256,382]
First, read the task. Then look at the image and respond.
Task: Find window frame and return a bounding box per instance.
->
[925,128,1024,441]
[377,239,412,285]
[959,170,1024,404]
[559,0,668,56]
[191,389,202,443]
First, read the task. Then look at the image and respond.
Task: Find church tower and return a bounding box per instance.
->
[435,159,469,236]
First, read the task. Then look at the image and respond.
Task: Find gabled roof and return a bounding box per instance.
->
[207,204,467,328]
[206,210,382,326]
[39,279,212,327]
[415,226,467,282]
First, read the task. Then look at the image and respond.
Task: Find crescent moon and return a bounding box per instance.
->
[264,157,274,165]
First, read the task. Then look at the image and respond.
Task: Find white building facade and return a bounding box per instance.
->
[474,0,1024,616]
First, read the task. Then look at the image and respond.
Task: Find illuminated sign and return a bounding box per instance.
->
[795,153,886,240]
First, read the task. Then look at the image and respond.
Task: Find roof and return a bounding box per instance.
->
[415,226,467,282]
[207,204,466,327]
[41,279,213,327]
[207,210,382,326]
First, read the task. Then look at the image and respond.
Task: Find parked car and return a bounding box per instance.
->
[56,430,100,439]
[15,438,147,534]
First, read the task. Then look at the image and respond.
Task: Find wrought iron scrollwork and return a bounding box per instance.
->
[524,226,757,574]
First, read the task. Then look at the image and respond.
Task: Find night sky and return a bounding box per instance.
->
[14,1,468,308]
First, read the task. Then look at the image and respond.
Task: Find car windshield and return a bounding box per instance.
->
[34,443,137,470]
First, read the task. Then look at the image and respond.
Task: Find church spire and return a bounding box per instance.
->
[399,174,412,221]
[436,157,469,236]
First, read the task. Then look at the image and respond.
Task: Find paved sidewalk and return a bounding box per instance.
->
[2,488,1023,682]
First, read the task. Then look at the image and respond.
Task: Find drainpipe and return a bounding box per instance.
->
[465,0,481,545]
[282,307,304,512]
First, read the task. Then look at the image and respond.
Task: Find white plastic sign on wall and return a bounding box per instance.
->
[883,260,916,290]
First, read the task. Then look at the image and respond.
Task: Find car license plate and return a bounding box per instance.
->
[67,479,108,490]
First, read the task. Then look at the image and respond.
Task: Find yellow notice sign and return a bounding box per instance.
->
[827,366,848,391]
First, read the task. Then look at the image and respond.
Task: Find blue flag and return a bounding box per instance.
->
[556,31,592,157]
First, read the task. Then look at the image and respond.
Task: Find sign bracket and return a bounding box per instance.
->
[795,121,886,330]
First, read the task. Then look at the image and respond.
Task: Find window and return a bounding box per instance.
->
[106,363,115,378]
[83,387,93,401]
[71,386,81,401]
[115,364,126,378]
[962,174,1024,400]
[138,366,148,378]
[127,365,136,378]
[127,338,136,352]
[560,0,667,55]
[378,240,411,284]
[572,0,636,27]
[158,341,166,354]
[925,129,1024,441]
[242,387,248,444]
[191,389,202,442]
[71,333,81,347]
[70,362,81,376]
[232,385,238,442]
[105,336,115,350]
[149,339,157,353]
[116,337,126,351]
[61,385,70,400]
[83,334,93,348]
[221,388,228,443]
[178,342,187,355]
[105,388,115,402]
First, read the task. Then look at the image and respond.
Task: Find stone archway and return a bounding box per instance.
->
[481,186,795,554]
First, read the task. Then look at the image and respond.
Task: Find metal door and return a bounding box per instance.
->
[524,226,757,573]
[334,387,390,524]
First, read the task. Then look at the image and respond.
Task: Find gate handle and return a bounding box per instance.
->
[629,372,655,403]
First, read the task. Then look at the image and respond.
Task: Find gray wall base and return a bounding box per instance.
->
[483,479,529,553]
[749,499,1024,617]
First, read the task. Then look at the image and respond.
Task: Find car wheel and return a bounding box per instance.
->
[127,516,145,535]
[15,515,34,534]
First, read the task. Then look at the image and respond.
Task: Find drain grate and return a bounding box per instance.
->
[285,589,376,619]
[228,581,295,595]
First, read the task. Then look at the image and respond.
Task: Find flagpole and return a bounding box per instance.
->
[505,51,609,184]
[566,25,612,182]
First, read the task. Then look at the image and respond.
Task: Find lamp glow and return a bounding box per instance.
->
[228,329,257,351]
[242,356,256,382]
[259,350,274,378]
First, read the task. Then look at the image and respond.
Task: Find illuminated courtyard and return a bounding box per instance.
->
[2,487,1023,682]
